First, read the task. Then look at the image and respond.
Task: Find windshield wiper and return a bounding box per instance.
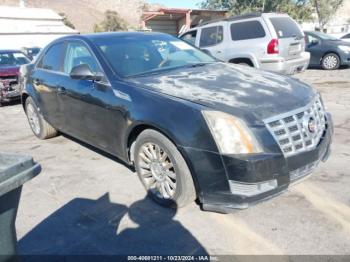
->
[125,62,214,78]
[186,62,215,68]
[125,65,186,78]
[189,63,208,67]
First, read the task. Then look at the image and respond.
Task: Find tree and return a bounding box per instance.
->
[200,0,313,21]
[94,10,128,33]
[59,12,75,29]
[312,0,343,29]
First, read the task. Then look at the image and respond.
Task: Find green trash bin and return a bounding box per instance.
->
[0,154,41,261]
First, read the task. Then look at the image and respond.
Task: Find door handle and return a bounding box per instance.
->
[57,86,66,94]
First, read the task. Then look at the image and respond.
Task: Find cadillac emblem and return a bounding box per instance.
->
[308,117,316,134]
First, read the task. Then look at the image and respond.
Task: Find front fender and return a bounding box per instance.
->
[123,85,218,155]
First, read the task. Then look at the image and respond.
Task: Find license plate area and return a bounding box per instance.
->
[289,43,301,55]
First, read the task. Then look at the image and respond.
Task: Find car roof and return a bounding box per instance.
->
[195,12,290,28]
[0,49,23,54]
[55,31,172,43]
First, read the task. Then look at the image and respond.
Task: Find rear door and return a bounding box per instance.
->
[32,42,65,129]
[228,19,269,63]
[198,24,226,60]
[268,16,305,60]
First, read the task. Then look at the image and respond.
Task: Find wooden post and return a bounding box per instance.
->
[185,11,191,30]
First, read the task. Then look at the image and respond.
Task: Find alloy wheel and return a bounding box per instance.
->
[323,55,339,70]
[26,103,40,135]
[138,143,177,199]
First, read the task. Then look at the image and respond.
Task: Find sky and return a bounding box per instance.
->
[146,0,203,9]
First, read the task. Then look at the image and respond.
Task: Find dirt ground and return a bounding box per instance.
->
[1,68,350,256]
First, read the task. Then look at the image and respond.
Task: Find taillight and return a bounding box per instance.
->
[267,39,279,54]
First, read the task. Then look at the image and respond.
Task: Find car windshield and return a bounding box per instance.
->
[93,34,216,77]
[0,52,30,67]
[312,32,339,41]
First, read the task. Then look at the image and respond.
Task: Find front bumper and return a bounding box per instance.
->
[259,52,310,75]
[0,87,20,103]
[181,112,333,213]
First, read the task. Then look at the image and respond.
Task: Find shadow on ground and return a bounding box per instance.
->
[0,100,21,108]
[18,194,207,255]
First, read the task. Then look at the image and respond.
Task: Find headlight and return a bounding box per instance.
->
[202,111,262,154]
[338,45,350,53]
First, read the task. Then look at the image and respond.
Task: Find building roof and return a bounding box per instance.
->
[143,7,227,17]
[0,6,78,34]
[159,8,227,13]
[0,6,62,20]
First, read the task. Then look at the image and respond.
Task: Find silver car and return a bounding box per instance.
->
[180,13,310,75]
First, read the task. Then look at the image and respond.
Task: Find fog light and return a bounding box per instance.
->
[229,179,278,197]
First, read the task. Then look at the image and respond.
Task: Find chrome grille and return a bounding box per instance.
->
[264,95,326,157]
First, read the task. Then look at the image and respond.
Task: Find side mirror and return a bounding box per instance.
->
[69,64,103,81]
[311,39,319,45]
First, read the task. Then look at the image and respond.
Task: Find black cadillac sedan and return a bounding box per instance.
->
[21,32,333,213]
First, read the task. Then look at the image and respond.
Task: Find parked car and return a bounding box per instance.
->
[21,32,333,213]
[179,13,310,75]
[0,50,30,106]
[340,33,350,42]
[305,31,350,70]
[21,47,41,61]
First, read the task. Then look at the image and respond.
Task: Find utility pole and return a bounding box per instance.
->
[19,0,25,8]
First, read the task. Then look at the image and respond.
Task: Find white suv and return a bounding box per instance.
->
[179,13,310,75]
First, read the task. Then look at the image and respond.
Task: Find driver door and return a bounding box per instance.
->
[59,41,118,151]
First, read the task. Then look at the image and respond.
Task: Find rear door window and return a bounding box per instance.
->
[180,30,197,45]
[269,17,303,39]
[199,26,224,47]
[38,43,64,72]
[230,20,266,41]
[342,33,350,39]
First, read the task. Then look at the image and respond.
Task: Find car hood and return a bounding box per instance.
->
[0,66,20,77]
[324,39,350,46]
[129,63,316,123]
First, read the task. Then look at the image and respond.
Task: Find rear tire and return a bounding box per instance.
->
[321,53,340,70]
[25,97,58,139]
[134,129,196,208]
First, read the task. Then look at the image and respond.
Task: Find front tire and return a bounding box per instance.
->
[25,97,58,139]
[321,53,340,70]
[134,129,196,208]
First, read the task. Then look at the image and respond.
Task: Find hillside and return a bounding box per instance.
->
[0,0,145,33]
